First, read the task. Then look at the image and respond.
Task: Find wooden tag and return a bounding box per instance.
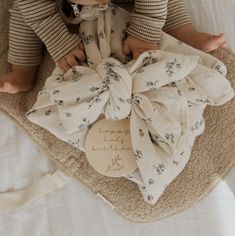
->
[85,119,138,177]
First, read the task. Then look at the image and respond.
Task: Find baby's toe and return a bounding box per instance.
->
[215,33,226,45]
[220,41,228,48]
[204,34,226,52]
[2,82,17,94]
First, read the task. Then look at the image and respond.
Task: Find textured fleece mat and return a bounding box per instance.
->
[0,0,235,222]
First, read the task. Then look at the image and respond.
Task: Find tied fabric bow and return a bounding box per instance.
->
[27,49,234,204]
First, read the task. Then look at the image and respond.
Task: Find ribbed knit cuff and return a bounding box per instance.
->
[126,14,164,43]
[49,32,82,62]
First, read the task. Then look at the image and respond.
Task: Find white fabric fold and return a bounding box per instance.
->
[0,170,70,214]
[26,4,234,205]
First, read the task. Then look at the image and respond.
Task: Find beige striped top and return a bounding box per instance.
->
[126,0,168,43]
[17,0,170,61]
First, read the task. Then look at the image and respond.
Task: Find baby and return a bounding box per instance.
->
[0,0,227,94]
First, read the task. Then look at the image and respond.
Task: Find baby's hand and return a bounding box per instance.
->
[123,35,158,59]
[56,42,86,72]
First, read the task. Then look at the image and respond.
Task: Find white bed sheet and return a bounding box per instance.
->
[1,0,235,235]
[0,112,235,236]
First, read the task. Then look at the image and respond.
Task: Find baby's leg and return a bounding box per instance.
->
[0,1,43,94]
[163,0,227,52]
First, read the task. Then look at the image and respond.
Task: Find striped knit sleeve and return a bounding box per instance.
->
[126,0,168,43]
[17,0,81,62]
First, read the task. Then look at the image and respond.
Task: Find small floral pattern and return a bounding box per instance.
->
[166,59,181,76]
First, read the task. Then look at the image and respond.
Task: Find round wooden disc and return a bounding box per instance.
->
[85,118,138,177]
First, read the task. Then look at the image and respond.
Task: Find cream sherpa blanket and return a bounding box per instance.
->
[0,1,235,222]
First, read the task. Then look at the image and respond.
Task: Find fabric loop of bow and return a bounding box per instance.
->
[131,92,189,159]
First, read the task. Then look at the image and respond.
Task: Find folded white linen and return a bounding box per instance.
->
[0,170,70,214]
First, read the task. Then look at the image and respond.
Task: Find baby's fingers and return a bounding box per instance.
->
[78,42,85,52]
[122,40,131,56]
[66,54,79,68]
[73,47,86,62]
[132,48,146,59]
[58,58,71,72]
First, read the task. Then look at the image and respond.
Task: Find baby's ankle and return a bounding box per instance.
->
[12,64,38,77]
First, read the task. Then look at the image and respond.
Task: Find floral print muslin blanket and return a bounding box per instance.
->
[27,4,234,205]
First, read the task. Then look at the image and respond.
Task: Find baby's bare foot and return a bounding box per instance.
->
[184,32,227,52]
[167,24,227,52]
[0,66,37,94]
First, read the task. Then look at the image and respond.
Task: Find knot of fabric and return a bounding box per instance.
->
[43,57,132,134]
[75,4,108,23]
